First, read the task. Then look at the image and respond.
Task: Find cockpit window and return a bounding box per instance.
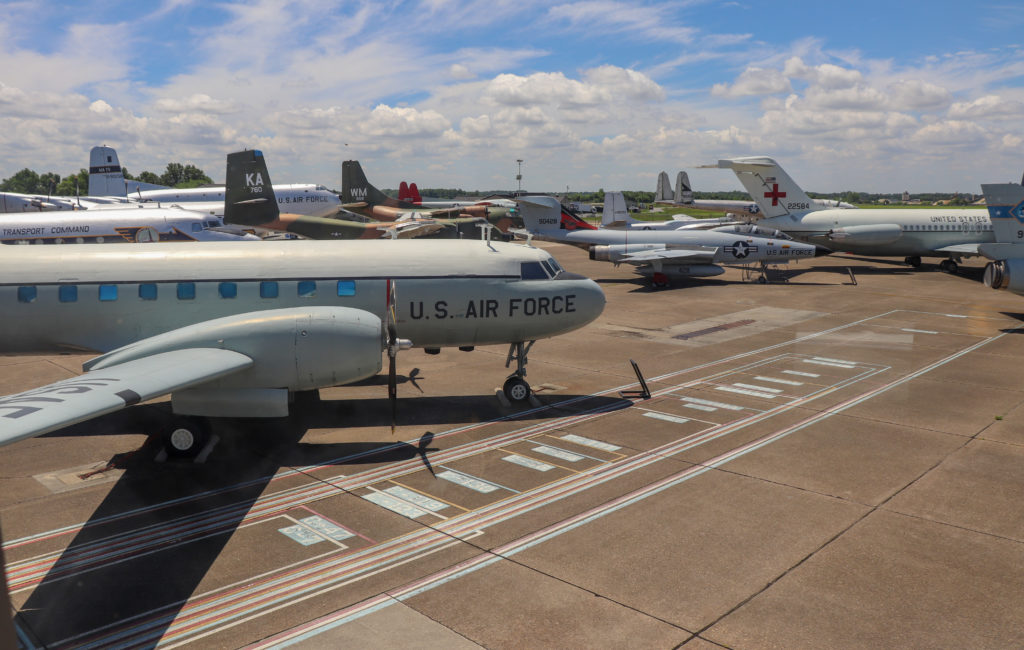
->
[520,261,550,280]
[546,257,563,273]
[541,260,556,277]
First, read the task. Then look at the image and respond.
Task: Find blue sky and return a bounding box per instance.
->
[2,0,1024,193]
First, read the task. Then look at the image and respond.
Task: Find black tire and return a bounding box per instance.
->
[502,376,531,403]
[906,256,922,268]
[946,261,958,274]
[163,416,210,458]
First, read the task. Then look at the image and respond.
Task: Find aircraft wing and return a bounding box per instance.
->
[376,220,449,239]
[618,247,718,265]
[0,348,252,447]
[933,244,980,256]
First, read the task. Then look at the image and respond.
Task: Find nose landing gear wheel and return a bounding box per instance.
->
[940,259,959,274]
[905,256,922,268]
[503,375,532,403]
[163,416,210,458]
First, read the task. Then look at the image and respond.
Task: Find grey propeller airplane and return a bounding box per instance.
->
[714,156,991,272]
[515,195,828,286]
[0,150,605,457]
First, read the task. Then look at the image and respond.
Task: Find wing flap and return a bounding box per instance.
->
[0,348,253,446]
[933,244,980,255]
[619,247,718,264]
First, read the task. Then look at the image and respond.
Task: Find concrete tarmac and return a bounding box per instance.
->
[2,245,1023,648]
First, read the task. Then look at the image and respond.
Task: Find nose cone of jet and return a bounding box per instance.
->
[814,245,832,257]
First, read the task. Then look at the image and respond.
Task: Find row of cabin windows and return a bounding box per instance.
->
[905,223,992,232]
[17,280,358,304]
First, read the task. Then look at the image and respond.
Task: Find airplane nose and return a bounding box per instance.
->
[814,245,832,257]
[571,277,606,326]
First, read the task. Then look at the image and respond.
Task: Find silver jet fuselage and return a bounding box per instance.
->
[0,239,604,355]
[761,208,992,257]
[548,227,820,264]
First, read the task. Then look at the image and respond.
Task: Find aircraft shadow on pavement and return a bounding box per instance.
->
[17,385,628,646]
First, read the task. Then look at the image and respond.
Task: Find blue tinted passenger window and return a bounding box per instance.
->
[177,282,195,300]
[337,280,356,296]
[59,285,78,303]
[17,286,36,303]
[99,285,118,301]
[298,280,316,298]
[139,283,157,300]
[260,281,278,298]
[219,282,237,299]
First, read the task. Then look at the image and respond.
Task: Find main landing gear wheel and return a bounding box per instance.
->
[163,416,210,459]
[939,259,959,274]
[502,375,532,403]
[651,272,670,289]
[905,256,922,268]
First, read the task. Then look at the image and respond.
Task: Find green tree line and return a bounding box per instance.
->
[0,163,213,196]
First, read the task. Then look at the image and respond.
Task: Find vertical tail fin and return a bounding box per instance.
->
[715,156,818,219]
[517,195,568,233]
[409,183,421,203]
[224,150,280,226]
[88,145,126,197]
[398,181,410,202]
[655,171,673,202]
[342,160,407,207]
[602,191,633,227]
[675,171,693,204]
[981,183,1024,244]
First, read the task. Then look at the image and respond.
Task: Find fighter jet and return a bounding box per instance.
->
[516,195,828,286]
[716,156,991,272]
[0,150,606,458]
[601,191,736,231]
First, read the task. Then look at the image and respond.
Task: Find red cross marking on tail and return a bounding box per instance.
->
[764,183,786,206]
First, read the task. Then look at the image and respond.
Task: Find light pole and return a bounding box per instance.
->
[516,159,523,196]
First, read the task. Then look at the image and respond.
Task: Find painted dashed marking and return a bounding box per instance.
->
[783,370,819,377]
[532,446,585,463]
[560,434,622,452]
[363,492,430,519]
[384,486,448,513]
[754,376,803,386]
[643,412,691,424]
[299,516,356,543]
[812,356,858,365]
[681,397,745,411]
[683,403,717,412]
[732,382,783,393]
[901,328,938,334]
[716,386,777,399]
[437,469,507,493]
[502,454,555,472]
[804,359,855,369]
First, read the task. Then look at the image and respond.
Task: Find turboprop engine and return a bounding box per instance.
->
[84,307,385,417]
[827,224,902,245]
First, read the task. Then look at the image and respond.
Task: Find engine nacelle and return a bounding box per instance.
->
[982,259,1024,292]
[85,307,384,393]
[637,264,724,278]
[589,243,665,263]
[827,223,902,245]
[712,224,793,240]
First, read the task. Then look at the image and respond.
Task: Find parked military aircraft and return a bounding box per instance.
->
[0,205,258,244]
[224,151,492,240]
[88,146,343,218]
[0,151,605,457]
[979,183,1024,295]
[716,156,991,272]
[341,161,520,233]
[601,191,735,231]
[655,170,854,217]
[515,195,827,286]
[397,180,518,211]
